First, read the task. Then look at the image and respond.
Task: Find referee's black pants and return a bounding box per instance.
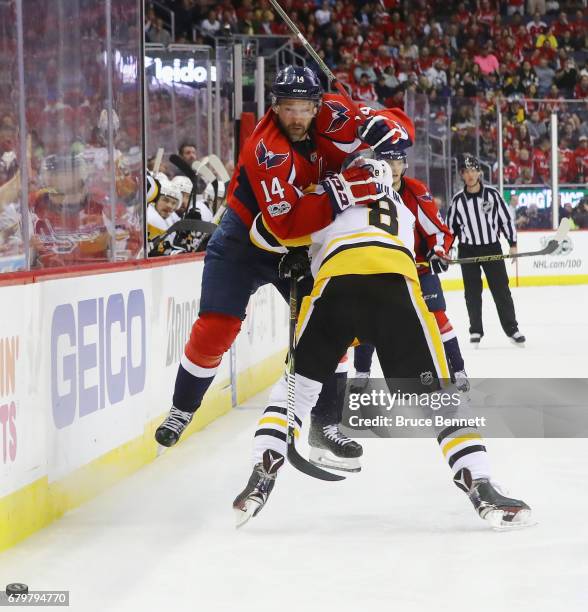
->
[458,242,519,337]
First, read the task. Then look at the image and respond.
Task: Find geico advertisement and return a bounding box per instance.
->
[46,276,150,478]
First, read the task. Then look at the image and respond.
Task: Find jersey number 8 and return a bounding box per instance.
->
[369,197,398,235]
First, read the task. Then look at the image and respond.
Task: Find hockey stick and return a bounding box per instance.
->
[202,154,230,183]
[169,153,215,187]
[149,218,217,250]
[286,277,345,482]
[268,0,364,122]
[446,218,571,265]
[153,147,164,174]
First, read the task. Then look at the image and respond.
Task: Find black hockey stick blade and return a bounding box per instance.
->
[287,440,345,481]
[150,219,217,248]
[169,153,198,183]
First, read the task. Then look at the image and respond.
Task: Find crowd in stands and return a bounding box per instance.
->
[149,0,588,188]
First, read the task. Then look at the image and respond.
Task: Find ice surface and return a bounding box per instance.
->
[1,286,587,612]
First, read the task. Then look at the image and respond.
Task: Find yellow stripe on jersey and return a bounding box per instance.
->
[315,244,418,285]
[249,213,310,252]
[296,277,329,341]
[405,277,450,381]
[323,230,405,253]
[258,416,300,437]
[250,214,287,254]
[441,433,483,457]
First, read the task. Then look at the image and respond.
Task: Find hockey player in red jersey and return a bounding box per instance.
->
[352,150,469,392]
[155,65,415,469]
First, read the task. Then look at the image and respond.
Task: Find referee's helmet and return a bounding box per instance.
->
[458,153,481,172]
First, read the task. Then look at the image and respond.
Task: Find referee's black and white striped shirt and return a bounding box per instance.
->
[447,185,517,246]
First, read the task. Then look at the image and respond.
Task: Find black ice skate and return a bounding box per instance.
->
[469,333,482,348]
[155,406,194,447]
[509,331,526,347]
[453,468,534,530]
[309,422,363,473]
[349,371,370,394]
[233,449,284,528]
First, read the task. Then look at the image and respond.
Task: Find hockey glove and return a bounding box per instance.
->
[426,245,449,274]
[357,115,411,157]
[279,247,311,281]
[320,167,385,216]
[347,157,394,196]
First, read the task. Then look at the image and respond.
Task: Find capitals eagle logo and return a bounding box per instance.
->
[324,100,350,134]
[255,139,289,169]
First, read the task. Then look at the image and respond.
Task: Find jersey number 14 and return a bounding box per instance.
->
[260,177,285,202]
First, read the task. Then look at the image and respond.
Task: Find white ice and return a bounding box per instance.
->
[1,285,587,612]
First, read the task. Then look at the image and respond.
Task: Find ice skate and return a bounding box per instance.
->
[155,406,194,447]
[349,371,370,394]
[309,421,363,473]
[233,450,284,528]
[453,468,535,530]
[509,331,526,347]
[469,333,482,348]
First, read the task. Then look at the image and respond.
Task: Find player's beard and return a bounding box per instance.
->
[283,120,312,142]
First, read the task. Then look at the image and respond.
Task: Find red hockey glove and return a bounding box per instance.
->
[320,167,385,216]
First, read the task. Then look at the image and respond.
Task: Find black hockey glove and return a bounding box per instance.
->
[278,247,311,281]
[426,246,449,274]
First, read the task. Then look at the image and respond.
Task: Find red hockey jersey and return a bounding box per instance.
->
[226,93,414,240]
[397,176,454,273]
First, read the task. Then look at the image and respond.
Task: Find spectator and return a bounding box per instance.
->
[474,43,500,75]
[536,26,558,50]
[352,73,378,103]
[526,12,547,37]
[555,57,578,97]
[535,57,556,96]
[574,74,588,100]
[200,9,221,39]
[315,1,331,29]
[353,55,378,84]
[179,142,198,166]
[174,0,197,41]
[575,135,588,182]
[507,0,525,17]
[533,137,551,183]
[527,110,548,142]
[147,17,172,45]
[519,61,539,90]
[527,1,547,17]
[572,197,588,229]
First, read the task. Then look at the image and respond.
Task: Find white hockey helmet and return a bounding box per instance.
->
[157,179,182,210]
[171,175,193,195]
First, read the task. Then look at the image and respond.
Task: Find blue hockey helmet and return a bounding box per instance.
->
[270,65,323,106]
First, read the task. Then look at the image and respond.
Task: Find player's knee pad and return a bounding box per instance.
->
[433,310,456,341]
[184,312,242,368]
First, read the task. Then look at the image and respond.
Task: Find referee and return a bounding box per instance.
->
[447,154,525,347]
